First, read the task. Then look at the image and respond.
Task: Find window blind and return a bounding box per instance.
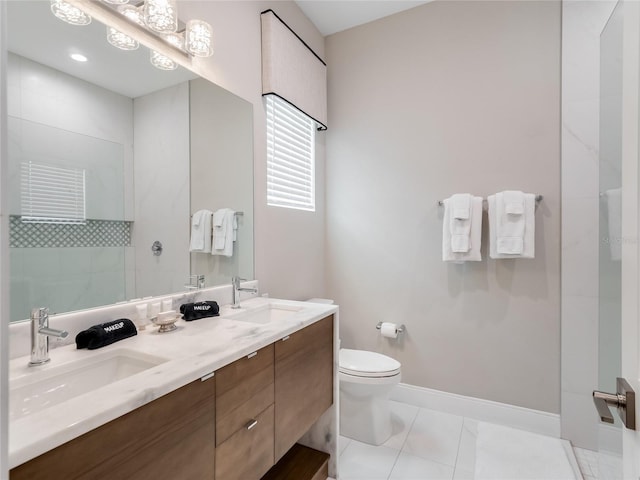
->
[266,95,315,211]
[21,162,86,224]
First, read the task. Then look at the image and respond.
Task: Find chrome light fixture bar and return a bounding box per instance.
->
[51,0,214,71]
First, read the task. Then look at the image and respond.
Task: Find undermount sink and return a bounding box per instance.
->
[10,349,168,421]
[229,303,303,325]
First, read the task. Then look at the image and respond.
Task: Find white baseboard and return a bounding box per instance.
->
[390,383,561,438]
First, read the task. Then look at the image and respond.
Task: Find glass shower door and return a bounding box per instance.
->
[597,3,623,478]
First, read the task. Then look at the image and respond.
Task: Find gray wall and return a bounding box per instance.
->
[325,1,562,413]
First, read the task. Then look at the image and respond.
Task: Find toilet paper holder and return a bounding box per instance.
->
[376,322,405,334]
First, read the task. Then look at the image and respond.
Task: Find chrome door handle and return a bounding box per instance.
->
[593,377,636,430]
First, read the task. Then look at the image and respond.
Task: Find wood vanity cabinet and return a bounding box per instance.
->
[10,375,216,480]
[215,344,275,480]
[11,314,334,480]
[274,315,334,461]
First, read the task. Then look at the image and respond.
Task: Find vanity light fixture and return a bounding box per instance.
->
[50,0,92,26]
[51,0,215,71]
[150,50,177,70]
[70,53,88,62]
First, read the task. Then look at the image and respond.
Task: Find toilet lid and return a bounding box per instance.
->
[339,349,401,377]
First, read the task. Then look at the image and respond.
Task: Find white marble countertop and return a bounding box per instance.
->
[8,297,338,469]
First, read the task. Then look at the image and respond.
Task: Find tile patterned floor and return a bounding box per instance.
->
[338,400,579,480]
[573,446,623,480]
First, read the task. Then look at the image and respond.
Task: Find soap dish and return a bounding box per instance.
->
[151,310,179,333]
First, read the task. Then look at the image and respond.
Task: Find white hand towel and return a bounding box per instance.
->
[212,209,236,257]
[212,209,227,250]
[442,196,482,262]
[605,188,622,261]
[451,193,471,219]
[488,193,535,259]
[448,194,472,252]
[495,192,525,254]
[189,209,213,253]
[503,190,525,215]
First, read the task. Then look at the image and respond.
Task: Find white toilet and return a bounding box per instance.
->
[305,298,402,446]
[339,348,402,445]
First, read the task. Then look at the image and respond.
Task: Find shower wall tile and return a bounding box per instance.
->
[132,83,190,299]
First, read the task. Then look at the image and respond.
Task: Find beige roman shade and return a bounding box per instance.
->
[261,9,327,130]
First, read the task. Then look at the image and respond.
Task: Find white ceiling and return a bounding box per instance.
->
[7,1,196,98]
[294,0,432,36]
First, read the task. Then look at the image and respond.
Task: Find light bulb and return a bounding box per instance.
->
[119,5,144,25]
[163,32,184,50]
[50,0,91,26]
[107,26,139,51]
[144,0,178,33]
[150,50,177,70]
[185,19,213,57]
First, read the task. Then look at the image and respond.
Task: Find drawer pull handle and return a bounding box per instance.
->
[282,336,290,341]
[200,371,215,382]
[245,419,258,430]
[247,351,257,359]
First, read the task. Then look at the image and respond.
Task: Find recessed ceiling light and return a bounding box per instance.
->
[70,53,88,62]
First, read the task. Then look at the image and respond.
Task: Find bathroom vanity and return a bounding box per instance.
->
[8,298,338,480]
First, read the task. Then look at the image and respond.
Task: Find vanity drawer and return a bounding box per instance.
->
[215,344,274,445]
[215,404,275,480]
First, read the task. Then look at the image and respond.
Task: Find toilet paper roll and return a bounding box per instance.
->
[380,322,398,339]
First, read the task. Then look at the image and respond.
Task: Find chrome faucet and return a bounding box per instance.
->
[184,274,205,291]
[231,277,258,309]
[29,307,68,366]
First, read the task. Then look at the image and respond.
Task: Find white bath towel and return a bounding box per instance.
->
[212,208,237,257]
[605,188,622,261]
[442,195,482,262]
[488,193,535,259]
[189,209,213,253]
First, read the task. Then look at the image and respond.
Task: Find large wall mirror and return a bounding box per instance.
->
[6,1,254,322]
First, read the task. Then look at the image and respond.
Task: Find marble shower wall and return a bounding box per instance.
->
[561,0,617,450]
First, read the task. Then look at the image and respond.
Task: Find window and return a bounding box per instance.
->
[21,162,86,224]
[266,95,315,211]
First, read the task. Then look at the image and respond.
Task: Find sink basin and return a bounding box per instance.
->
[10,349,168,420]
[230,303,303,325]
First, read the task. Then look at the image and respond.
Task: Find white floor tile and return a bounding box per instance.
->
[340,435,352,457]
[403,408,464,466]
[384,400,420,450]
[389,451,455,480]
[452,467,474,480]
[454,419,478,473]
[339,439,401,479]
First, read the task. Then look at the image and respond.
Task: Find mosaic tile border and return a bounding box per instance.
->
[10,215,132,248]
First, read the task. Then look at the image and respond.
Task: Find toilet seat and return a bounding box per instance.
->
[339,348,401,378]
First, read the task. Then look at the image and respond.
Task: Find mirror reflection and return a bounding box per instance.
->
[7,1,254,322]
